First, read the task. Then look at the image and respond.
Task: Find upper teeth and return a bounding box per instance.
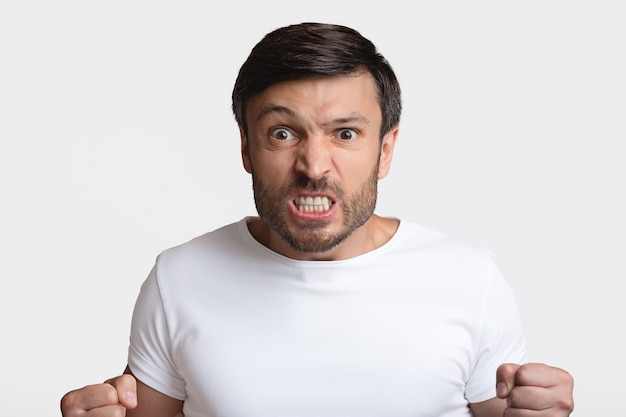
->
[297,196,331,212]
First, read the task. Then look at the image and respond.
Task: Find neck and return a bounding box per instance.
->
[247,215,399,261]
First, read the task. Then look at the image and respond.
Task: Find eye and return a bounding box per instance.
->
[270,127,295,141]
[337,128,357,141]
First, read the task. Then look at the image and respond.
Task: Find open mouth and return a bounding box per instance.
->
[295,196,334,212]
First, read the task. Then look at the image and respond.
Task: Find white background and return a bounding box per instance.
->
[1,1,624,416]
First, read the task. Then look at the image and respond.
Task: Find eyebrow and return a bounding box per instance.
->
[322,113,371,127]
[255,103,371,126]
[255,104,296,122]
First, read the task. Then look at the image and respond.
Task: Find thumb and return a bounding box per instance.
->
[496,363,521,399]
[105,374,138,409]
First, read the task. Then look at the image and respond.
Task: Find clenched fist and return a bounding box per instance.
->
[61,374,137,417]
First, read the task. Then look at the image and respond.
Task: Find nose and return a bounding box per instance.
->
[294,135,332,180]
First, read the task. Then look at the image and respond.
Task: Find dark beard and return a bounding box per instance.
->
[252,168,379,254]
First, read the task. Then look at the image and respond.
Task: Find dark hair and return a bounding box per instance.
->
[232,22,402,139]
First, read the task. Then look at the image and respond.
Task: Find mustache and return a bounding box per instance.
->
[290,175,343,195]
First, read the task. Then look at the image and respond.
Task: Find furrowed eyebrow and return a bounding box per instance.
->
[256,103,370,126]
[255,105,371,128]
[256,104,296,122]
[323,113,371,127]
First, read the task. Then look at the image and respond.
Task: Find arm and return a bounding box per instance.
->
[469,363,574,417]
[125,366,184,417]
[469,397,506,417]
[60,366,184,417]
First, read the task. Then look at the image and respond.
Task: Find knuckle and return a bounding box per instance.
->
[60,390,80,413]
[507,387,521,405]
[502,407,517,417]
[558,369,575,386]
[515,363,534,384]
[111,405,127,417]
[556,395,575,412]
[102,383,119,403]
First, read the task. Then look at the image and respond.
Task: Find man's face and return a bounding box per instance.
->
[241,72,397,260]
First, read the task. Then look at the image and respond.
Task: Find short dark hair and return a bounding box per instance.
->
[232,22,402,139]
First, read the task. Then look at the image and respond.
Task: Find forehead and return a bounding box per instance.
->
[245,72,382,124]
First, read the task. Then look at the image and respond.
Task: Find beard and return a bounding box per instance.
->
[251,166,379,254]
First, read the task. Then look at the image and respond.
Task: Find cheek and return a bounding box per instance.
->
[251,152,294,179]
[338,151,379,175]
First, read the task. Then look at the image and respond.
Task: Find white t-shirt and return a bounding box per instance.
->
[128,218,528,417]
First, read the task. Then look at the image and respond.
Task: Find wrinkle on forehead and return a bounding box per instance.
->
[256,103,371,127]
[247,72,382,130]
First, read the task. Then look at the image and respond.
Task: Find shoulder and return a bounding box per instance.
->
[394,220,496,262]
[150,219,254,279]
[389,220,506,288]
[160,219,245,260]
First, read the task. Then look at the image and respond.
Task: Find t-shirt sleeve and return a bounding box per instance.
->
[127,259,187,400]
[464,258,529,403]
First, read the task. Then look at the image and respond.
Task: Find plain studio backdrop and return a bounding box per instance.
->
[1,1,624,416]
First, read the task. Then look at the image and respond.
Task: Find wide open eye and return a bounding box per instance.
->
[337,128,357,141]
[270,127,295,141]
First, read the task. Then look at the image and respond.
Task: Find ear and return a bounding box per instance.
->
[377,125,399,179]
[240,127,252,174]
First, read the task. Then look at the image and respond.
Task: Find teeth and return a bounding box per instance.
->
[296,196,332,212]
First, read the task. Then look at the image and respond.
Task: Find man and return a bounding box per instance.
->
[61,23,574,417]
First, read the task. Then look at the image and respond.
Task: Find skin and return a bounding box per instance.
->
[60,367,183,417]
[60,72,574,417]
[241,71,399,261]
[59,364,574,417]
